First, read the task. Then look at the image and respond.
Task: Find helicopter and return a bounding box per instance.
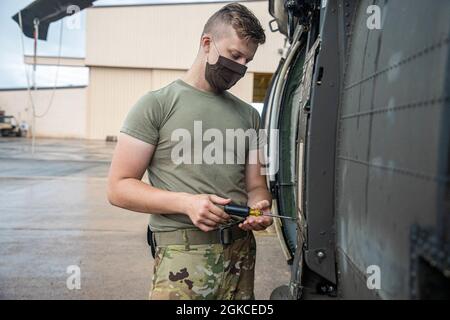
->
[265,0,450,300]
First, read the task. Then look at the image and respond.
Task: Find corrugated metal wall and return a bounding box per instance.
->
[88,67,171,140]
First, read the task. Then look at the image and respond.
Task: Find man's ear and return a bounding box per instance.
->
[200,34,212,54]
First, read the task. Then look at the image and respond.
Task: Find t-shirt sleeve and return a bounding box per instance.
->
[120,92,163,145]
[249,108,266,151]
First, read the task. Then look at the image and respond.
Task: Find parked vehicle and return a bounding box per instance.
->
[0,115,23,137]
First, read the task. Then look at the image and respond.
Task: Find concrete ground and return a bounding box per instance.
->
[0,137,290,300]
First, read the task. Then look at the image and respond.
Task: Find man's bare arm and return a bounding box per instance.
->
[107,133,231,232]
[240,149,273,231]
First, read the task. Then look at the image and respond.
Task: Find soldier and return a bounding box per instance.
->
[107,2,272,300]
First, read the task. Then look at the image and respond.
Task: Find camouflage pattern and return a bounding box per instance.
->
[149,232,256,300]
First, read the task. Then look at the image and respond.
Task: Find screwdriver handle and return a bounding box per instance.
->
[224,204,251,218]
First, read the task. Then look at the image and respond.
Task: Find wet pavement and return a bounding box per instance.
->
[0,137,290,300]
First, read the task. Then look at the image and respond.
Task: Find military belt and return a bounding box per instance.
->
[153,224,248,246]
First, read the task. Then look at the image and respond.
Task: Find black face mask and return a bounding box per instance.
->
[205,41,248,92]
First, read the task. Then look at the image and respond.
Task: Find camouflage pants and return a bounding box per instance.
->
[149,231,256,300]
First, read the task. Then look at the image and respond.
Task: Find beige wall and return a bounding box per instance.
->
[87,67,254,140]
[0,88,87,139]
[85,1,284,73]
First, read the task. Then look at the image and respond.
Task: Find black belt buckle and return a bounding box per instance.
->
[219,226,232,245]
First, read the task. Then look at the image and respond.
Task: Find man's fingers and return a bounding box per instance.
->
[209,194,232,205]
[249,218,265,231]
[240,216,272,231]
[256,216,273,226]
[251,199,270,210]
[240,218,256,231]
[208,203,230,222]
[245,218,264,231]
[239,222,252,231]
[198,224,215,232]
[199,217,218,228]
[204,211,224,224]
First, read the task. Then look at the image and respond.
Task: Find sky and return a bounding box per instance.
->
[0,0,228,89]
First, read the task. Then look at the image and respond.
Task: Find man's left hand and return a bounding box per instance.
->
[239,199,273,231]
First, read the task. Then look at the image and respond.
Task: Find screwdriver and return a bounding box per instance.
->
[224,203,297,221]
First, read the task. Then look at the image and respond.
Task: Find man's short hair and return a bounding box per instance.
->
[202,2,266,45]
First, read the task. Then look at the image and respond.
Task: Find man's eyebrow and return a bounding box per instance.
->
[231,48,253,61]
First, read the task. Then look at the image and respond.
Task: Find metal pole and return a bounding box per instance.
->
[31,18,39,155]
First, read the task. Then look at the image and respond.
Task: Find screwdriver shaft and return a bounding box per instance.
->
[262,214,297,220]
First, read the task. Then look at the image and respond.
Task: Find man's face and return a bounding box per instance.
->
[204,25,258,67]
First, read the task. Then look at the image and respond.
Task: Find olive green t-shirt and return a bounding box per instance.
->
[120,78,263,232]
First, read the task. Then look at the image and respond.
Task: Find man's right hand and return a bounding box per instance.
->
[184,194,232,232]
